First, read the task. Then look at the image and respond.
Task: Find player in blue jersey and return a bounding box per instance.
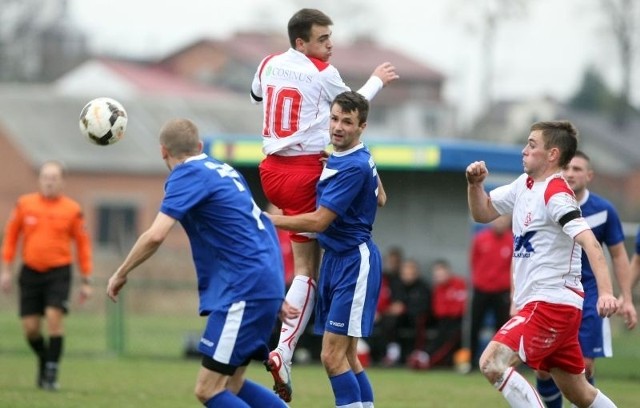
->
[268,91,385,408]
[106,118,296,408]
[535,150,637,408]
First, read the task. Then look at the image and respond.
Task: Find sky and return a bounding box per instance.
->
[67,0,630,126]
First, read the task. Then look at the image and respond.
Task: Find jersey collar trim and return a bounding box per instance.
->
[332,143,364,157]
[184,153,207,163]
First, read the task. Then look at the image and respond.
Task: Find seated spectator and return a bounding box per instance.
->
[408,259,467,370]
[373,258,431,366]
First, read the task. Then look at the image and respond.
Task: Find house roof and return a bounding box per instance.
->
[55,58,234,98]
[161,32,446,82]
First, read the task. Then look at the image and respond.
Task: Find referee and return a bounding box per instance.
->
[1,160,93,390]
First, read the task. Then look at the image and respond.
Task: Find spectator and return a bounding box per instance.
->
[375,258,431,366]
[468,215,513,370]
[413,259,467,369]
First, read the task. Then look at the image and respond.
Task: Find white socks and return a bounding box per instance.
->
[495,367,544,407]
[588,390,616,408]
[276,276,316,364]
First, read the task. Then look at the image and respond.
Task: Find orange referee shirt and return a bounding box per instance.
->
[1,193,92,276]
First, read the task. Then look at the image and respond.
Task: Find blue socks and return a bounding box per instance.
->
[203,390,251,407]
[237,379,287,407]
[330,370,361,407]
[355,371,374,406]
[536,377,562,408]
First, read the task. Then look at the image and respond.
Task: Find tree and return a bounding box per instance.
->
[599,0,640,126]
[569,66,619,112]
[0,0,87,82]
[454,0,529,114]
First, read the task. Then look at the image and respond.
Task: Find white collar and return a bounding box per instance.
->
[333,143,364,157]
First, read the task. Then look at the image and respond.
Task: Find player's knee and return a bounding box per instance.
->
[193,382,212,404]
[193,384,208,404]
[479,352,506,384]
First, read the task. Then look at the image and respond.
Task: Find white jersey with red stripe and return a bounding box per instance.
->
[489,172,591,311]
[251,48,351,156]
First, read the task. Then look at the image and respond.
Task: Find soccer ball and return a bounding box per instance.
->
[79,97,127,146]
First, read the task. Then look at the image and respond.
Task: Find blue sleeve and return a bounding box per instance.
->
[604,203,625,247]
[160,167,207,221]
[318,165,364,217]
[636,227,640,255]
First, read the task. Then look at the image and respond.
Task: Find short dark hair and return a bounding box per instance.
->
[530,120,578,168]
[287,8,333,48]
[331,91,369,125]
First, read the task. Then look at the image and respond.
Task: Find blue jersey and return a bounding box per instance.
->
[160,154,284,315]
[635,226,640,255]
[316,144,380,253]
[579,190,625,297]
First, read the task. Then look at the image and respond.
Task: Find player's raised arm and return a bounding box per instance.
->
[466,161,499,223]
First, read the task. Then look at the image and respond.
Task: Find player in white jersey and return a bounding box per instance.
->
[250,8,397,402]
[466,120,619,408]
[535,150,637,408]
[268,91,383,408]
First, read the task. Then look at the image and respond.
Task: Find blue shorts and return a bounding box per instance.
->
[198,299,280,370]
[314,240,382,338]
[579,302,612,358]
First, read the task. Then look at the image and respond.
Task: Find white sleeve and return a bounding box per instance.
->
[546,192,589,238]
[250,57,269,104]
[322,66,351,102]
[489,175,524,215]
[356,76,384,101]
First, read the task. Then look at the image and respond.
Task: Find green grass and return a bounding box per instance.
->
[1,310,639,407]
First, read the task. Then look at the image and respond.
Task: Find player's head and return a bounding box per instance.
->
[159,118,203,169]
[288,8,333,61]
[38,160,65,198]
[563,150,593,196]
[329,91,369,152]
[523,120,578,177]
[530,120,578,167]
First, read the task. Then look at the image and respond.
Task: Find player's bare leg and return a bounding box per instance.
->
[322,333,364,406]
[480,341,545,407]
[266,239,320,402]
[550,368,615,408]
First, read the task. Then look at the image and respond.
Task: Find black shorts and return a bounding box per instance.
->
[19,264,72,317]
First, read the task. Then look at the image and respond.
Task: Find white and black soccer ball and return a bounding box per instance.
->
[79,97,128,146]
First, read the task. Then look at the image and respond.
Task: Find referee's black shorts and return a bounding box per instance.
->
[18,264,72,317]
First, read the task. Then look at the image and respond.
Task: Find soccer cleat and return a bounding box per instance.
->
[41,364,59,391]
[264,350,292,402]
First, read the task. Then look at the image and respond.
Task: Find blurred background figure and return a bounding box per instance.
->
[408,259,467,370]
[373,258,430,366]
[468,214,513,371]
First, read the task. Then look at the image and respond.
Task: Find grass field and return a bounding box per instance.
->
[1,310,639,407]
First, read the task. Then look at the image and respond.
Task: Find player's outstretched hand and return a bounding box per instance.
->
[279,300,300,326]
[466,161,489,185]
[373,62,399,86]
[596,294,619,318]
[106,273,128,303]
[617,296,637,330]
